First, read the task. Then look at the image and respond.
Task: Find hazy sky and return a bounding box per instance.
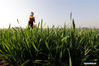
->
[0,0,99,28]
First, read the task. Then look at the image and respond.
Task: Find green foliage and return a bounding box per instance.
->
[0,20,99,66]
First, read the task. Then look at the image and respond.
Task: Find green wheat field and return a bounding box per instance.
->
[0,19,99,66]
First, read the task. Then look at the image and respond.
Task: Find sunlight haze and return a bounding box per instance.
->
[0,0,99,28]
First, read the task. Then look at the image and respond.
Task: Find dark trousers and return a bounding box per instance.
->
[28,22,33,29]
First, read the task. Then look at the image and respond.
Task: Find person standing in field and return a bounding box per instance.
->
[28,12,35,29]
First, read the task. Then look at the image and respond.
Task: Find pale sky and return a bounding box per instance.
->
[0,0,99,28]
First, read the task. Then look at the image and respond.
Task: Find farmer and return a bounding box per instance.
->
[28,12,35,29]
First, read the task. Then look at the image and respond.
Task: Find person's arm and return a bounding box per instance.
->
[29,16,31,22]
[33,17,35,23]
